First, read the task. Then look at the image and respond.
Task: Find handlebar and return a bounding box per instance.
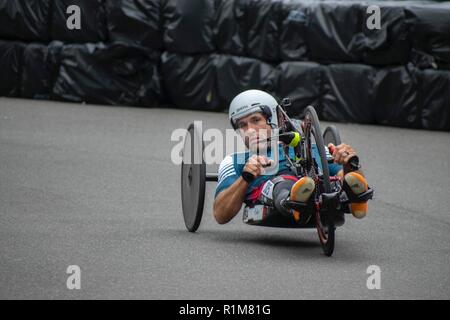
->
[328,145,360,171]
[257,132,360,171]
[257,132,300,146]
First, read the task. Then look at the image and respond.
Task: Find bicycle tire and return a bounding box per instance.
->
[304,106,335,256]
[181,123,205,232]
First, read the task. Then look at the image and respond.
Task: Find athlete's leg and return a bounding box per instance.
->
[263,175,315,222]
[272,179,296,216]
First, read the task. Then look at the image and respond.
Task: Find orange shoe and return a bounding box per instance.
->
[344,172,369,219]
[290,177,315,222]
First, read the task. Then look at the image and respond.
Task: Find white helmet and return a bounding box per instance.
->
[229,89,279,130]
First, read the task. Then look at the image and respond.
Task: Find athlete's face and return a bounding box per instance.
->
[235,112,272,152]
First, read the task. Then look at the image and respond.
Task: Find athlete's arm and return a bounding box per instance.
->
[329,143,365,178]
[213,177,249,224]
[213,155,269,224]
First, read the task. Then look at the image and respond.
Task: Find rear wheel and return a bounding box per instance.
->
[323,125,341,147]
[303,106,335,256]
[323,125,346,227]
[181,123,205,232]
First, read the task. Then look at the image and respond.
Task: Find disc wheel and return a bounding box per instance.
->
[303,106,335,256]
[181,123,205,232]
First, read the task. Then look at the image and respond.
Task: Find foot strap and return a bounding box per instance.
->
[342,182,374,203]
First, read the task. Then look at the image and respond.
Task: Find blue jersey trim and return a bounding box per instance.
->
[214,144,343,199]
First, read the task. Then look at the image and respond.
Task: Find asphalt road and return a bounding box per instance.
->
[1,97,449,299]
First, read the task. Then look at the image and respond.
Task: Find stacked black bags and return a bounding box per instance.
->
[158,0,450,131]
[53,42,161,106]
[0,0,163,107]
[0,0,450,130]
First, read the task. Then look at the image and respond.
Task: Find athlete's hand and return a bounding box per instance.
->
[328,143,357,165]
[243,155,272,179]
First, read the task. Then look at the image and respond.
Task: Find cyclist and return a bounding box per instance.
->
[213,89,369,224]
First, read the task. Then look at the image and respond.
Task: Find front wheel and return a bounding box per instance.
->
[303,106,335,256]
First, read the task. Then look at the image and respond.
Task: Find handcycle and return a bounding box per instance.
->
[180,99,373,256]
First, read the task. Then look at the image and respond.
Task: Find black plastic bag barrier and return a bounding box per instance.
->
[419,69,450,131]
[106,0,163,49]
[246,0,281,62]
[321,64,377,124]
[306,2,363,63]
[0,0,51,42]
[214,0,246,56]
[161,52,221,111]
[279,1,310,62]
[405,3,450,68]
[52,42,162,106]
[278,62,450,131]
[303,1,422,65]
[216,54,278,105]
[21,41,63,100]
[276,62,322,118]
[1,0,449,131]
[51,0,108,43]
[355,2,410,65]
[162,0,216,54]
[0,40,25,97]
[373,65,419,128]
